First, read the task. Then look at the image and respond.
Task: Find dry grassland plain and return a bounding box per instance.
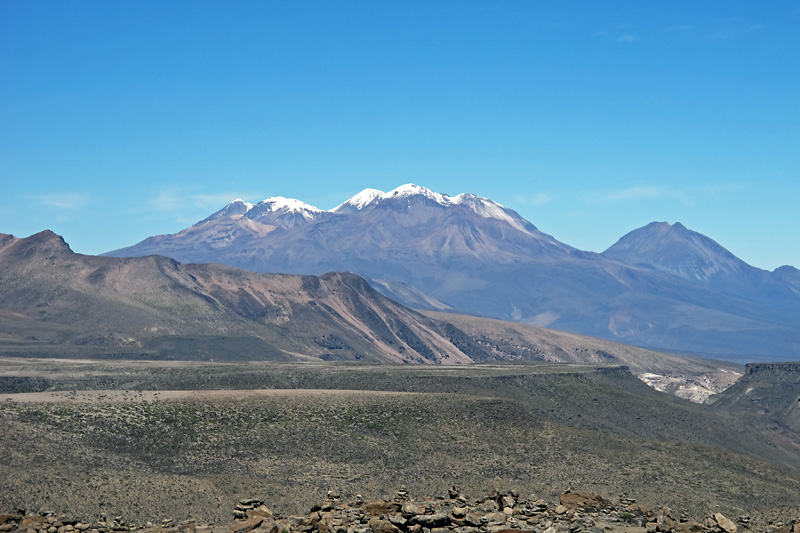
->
[1,358,799,526]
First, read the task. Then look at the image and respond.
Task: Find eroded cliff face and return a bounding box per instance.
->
[708,360,800,461]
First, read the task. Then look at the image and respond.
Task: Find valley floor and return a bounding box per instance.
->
[1,358,798,527]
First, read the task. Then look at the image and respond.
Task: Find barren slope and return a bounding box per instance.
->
[0,231,481,363]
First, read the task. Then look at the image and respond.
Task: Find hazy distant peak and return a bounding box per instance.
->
[637,221,679,235]
[615,221,693,242]
[773,264,800,295]
[606,220,725,254]
[604,220,750,283]
[647,221,672,230]
[775,265,800,274]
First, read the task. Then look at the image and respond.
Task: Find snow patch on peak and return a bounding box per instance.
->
[332,184,534,233]
[212,184,537,233]
[333,184,452,212]
[202,198,256,223]
[452,193,504,210]
[257,197,323,218]
[230,199,255,210]
[452,193,531,233]
[386,183,450,205]
[333,188,384,212]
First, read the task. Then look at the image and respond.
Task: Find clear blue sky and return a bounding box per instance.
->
[1,1,798,270]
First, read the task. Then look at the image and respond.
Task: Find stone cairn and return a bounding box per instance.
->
[2,488,798,533]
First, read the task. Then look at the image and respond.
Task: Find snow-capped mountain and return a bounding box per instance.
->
[200,184,540,236]
[204,196,324,228]
[332,188,384,212]
[106,184,800,361]
[334,185,538,235]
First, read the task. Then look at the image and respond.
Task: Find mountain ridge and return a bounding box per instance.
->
[104,185,800,361]
[0,230,483,364]
[1,229,742,399]
[602,221,795,301]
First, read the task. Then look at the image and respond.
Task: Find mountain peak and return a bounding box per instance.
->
[603,221,749,283]
[333,184,449,213]
[332,184,536,233]
[4,230,74,260]
[28,229,72,248]
[385,183,450,204]
[637,221,675,236]
[256,196,322,215]
[202,198,255,222]
[240,196,324,228]
[332,188,384,212]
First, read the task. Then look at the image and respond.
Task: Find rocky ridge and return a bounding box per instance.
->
[2,488,797,533]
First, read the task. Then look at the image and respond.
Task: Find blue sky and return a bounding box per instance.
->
[1,1,798,270]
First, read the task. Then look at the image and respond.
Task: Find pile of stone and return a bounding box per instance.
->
[0,510,202,533]
[2,488,798,533]
[226,487,797,533]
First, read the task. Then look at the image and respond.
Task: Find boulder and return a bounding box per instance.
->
[0,514,23,525]
[400,503,427,519]
[409,513,449,528]
[559,491,607,511]
[364,501,402,516]
[673,521,706,533]
[229,517,263,533]
[367,518,397,533]
[713,514,737,533]
[481,512,507,526]
[246,506,272,519]
[388,514,406,527]
[463,512,483,527]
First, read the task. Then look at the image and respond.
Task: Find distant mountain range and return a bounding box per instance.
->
[106,184,800,361]
[1,229,740,396]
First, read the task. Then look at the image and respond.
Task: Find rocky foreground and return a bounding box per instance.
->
[2,488,798,533]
